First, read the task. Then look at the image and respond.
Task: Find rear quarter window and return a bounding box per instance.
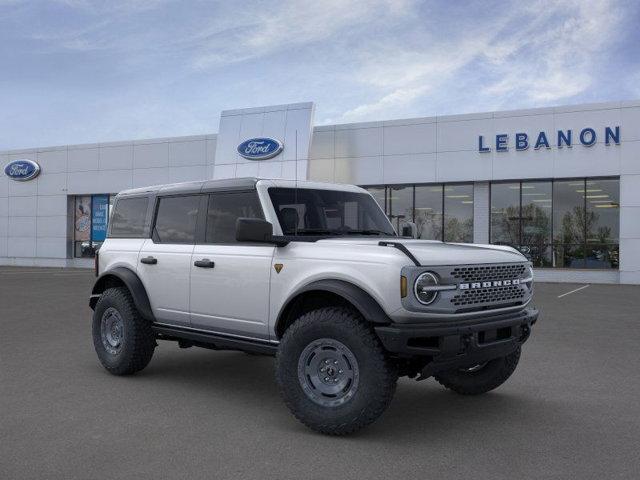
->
[109,197,149,238]
[153,195,201,244]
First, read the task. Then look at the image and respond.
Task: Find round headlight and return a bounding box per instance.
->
[414,272,439,305]
[525,264,534,289]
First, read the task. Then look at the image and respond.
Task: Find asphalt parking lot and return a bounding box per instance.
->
[1,268,639,480]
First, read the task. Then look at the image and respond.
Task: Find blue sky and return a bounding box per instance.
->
[1,0,639,150]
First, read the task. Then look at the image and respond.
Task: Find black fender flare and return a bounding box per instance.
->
[276,279,391,335]
[90,267,155,321]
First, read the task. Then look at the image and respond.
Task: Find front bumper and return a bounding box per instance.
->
[375,307,538,377]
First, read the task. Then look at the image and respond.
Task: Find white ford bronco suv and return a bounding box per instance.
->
[90,178,538,435]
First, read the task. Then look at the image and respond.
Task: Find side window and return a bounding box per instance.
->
[109,197,149,237]
[275,203,306,234]
[205,192,264,243]
[153,195,200,244]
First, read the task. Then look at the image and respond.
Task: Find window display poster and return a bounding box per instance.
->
[75,196,91,242]
[92,195,109,242]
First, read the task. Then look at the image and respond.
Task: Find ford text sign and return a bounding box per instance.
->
[4,159,41,181]
[237,138,283,160]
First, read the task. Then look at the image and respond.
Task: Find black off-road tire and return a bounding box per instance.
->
[276,307,398,435]
[92,287,156,375]
[434,347,521,395]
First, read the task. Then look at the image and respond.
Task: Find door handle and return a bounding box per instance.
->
[140,256,158,265]
[194,259,215,268]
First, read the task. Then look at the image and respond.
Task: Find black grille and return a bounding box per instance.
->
[451,285,525,307]
[450,264,526,283]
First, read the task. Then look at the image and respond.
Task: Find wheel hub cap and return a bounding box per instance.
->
[101,307,124,355]
[297,338,359,407]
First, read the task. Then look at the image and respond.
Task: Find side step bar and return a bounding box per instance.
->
[152,324,278,356]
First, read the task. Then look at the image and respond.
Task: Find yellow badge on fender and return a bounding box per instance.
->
[274,263,284,274]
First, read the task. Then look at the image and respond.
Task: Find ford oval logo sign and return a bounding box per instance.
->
[237,137,283,160]
[4,159,41,181]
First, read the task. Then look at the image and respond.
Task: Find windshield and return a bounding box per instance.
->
[268,187,396,237]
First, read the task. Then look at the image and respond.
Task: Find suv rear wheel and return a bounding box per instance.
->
[434,347,521,395]
[276,307,397,435]
[92,287,156,375]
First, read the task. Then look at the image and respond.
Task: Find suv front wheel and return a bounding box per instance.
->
[92,287,156,375]
[276,307,397,435]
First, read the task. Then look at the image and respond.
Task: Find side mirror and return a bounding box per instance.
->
[236,218,275,243]
[401,222,417,239]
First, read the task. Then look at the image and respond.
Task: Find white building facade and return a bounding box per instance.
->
[1,100,639,284]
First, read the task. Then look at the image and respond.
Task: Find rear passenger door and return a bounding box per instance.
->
[189,191,274,340]
[138,194,203,327]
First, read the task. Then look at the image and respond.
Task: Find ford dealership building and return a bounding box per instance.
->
[1,100,639,284]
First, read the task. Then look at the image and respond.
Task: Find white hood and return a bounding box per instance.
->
[316,238,527,266]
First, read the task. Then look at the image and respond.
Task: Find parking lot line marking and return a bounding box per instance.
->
[557,284,590,298]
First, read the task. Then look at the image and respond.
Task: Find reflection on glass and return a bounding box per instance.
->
[553,180,586,267]
[108,195,116,223]
[414,185,442,240]
[389,186,413,233]
[490,183,520,246]
[553,180,586,245]
[444,184,473,243]
[365,178,620,270]
[584,244,619,269]
[585,179,619,244]
[74,194,114,258]
[489,178,621,269]
[553,244,586,268]
[74,196,93,258]
[365,187,386,214]
[521,181,552,266]
[584,179,619,268]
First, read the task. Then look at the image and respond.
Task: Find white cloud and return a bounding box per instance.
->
[191,0,414,69]
[337,35,494,121]
[339,85,429,121]
[0,0,634,149]
[334,0,625,122]
[482,0,621,104]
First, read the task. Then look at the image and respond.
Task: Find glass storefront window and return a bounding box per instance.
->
[585,178,619,269]
[74,194,114,258]
[414,185,442,240]
[490,178,619,269]
[388,185,413,234]
[444,184,473,243]
[553,180,587,268]
[490,182,520,247]
[364,178,619,269]
[362,183,474,241]
[74,196,92,257]
[521,181,552,267]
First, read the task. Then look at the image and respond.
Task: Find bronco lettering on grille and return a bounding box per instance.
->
[459,278,520,290]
